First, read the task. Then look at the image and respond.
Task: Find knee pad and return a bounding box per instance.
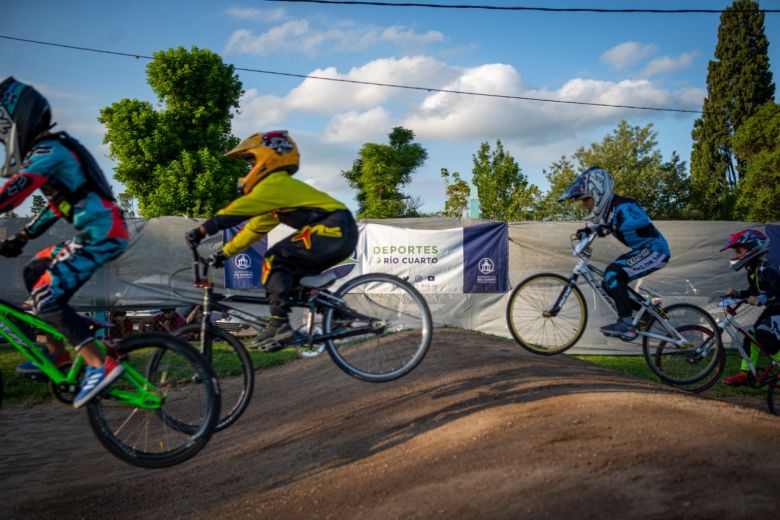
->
[755,326,780,356]
[23,258,51,292]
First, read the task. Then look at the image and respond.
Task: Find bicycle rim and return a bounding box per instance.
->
[324,273,432,382]
[86,333,219,469]
[175,324,254,431]
[506,273,587,355]
[642,304,724,386]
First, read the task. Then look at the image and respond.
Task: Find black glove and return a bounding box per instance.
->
[185,227,205,248]
[0,233,28,258]
[207,250,228,268]
[575,227,593,241]
[595,224,612,237]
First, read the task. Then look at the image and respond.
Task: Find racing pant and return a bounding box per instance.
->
[740,309,780,371]
[603,247,670,318]
[24,234,128,347]
[263,210,358,319]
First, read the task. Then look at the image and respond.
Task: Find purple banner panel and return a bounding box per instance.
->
[463,222,508,293]
[223,226,268,289]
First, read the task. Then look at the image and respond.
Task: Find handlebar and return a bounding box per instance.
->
[190,245,211,287]
[572,232,597,258]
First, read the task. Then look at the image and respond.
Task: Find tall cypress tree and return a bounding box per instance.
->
[689,0,774,219]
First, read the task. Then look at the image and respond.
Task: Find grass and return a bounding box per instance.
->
[0,340,299,407]
[571,352,771,400]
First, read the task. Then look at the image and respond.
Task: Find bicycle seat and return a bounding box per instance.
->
[299,272,338,288]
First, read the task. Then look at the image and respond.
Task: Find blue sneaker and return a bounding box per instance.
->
[600,319,638,341]
[16,348,71,375]
[72,357,125,409]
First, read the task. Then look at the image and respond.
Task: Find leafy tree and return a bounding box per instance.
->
[732,101,780,221]
[100,46,244,218]
[534,156,585,221]
[573,121,689,219]
[30,194,46,215]
[341,127,428,218]
[118,192,137,218]
[690,0,775,219]
[1,211,19,218]
[440,168,470,218]
[471,139,538,221]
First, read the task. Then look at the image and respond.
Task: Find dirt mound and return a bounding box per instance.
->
[2,330,779,519]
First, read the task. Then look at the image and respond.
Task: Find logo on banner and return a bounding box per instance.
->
[234,254,252,270]
[478,258,495,274]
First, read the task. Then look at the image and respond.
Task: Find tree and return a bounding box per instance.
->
[534,156,585,221]
[573,121,689,219]
[341,127,428,218]
[30,195,46,215]
[440,168,470,218]
[100,46,244,218]
[732,101,780,221]
[690,0,775,219]
[118,192,137,218]
[471,139,538,221]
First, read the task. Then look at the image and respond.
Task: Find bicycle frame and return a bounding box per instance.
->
[555,234,692,348]
[189,249,384,350]
[0,298,163,409]
[717,299,780,381]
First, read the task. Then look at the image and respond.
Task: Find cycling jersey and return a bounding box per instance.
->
[202,170,348,257]
[601,196,670,256]
[737,259,780,311]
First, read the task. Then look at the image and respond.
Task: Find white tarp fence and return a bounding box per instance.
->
[0,216,775,353]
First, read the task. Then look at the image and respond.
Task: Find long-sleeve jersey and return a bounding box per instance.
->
[202,170,348,257]
[601,195,670,256]
[737,259,780,310]
[0,134,126,242]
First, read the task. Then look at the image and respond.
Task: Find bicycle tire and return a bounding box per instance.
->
[323,273,432,382]
[86,332,220,469]
[660,324,725,393]
[641,303,724,386]
[767,374,780,415]
[174,323,254,432]
[506,273,587,355]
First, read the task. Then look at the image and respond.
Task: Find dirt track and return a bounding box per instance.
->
[2,330,780,520]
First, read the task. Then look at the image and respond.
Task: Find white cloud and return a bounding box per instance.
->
[640,51,697,77]
[322,107,392,143]
[224,20,444,56]
[601,41,659,69]
[224,6,286,22]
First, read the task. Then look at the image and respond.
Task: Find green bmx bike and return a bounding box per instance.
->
[0,297,220,468]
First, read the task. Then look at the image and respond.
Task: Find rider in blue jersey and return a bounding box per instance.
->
[0,77,128,408]
[559,167,671,341]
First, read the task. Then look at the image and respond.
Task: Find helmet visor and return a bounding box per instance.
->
[557,175,587,202]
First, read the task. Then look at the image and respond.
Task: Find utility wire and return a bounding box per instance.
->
[266,0,780,14]
[1,34,702,115]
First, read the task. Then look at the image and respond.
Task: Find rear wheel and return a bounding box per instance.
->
[506,273,587,355]
[323,273,432,382]
[175,323,254,431]
[767,374,780,415]
[86,333,219,469]
[641,304,724,388]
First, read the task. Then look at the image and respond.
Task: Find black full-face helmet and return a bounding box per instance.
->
[0,77,52,178]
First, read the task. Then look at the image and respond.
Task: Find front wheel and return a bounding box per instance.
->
[323,273,432,382]
[86,333,220,469]
[641,303,724,388]
[506,273,587,355]
[174,323,254,432]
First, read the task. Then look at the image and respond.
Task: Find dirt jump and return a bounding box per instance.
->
[2,329,779,519]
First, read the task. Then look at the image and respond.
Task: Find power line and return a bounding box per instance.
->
[0,34,702,115]
[266,0,780,14]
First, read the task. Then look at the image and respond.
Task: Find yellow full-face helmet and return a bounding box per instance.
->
[226,130,300,194]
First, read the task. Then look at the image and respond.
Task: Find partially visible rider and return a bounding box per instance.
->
[185,130,358,351]
[0,77,128,408]
[558,166,671,341]
[720,229,780,386]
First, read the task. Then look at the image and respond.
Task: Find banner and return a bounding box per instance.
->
[223,226,268,289]
[356,222,508,293]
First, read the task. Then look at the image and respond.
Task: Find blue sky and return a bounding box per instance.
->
[2,0,779,214]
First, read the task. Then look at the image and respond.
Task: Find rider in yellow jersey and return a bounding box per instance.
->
[185,130,358,350]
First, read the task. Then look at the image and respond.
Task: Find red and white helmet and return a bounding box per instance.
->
[720,228,769,271]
